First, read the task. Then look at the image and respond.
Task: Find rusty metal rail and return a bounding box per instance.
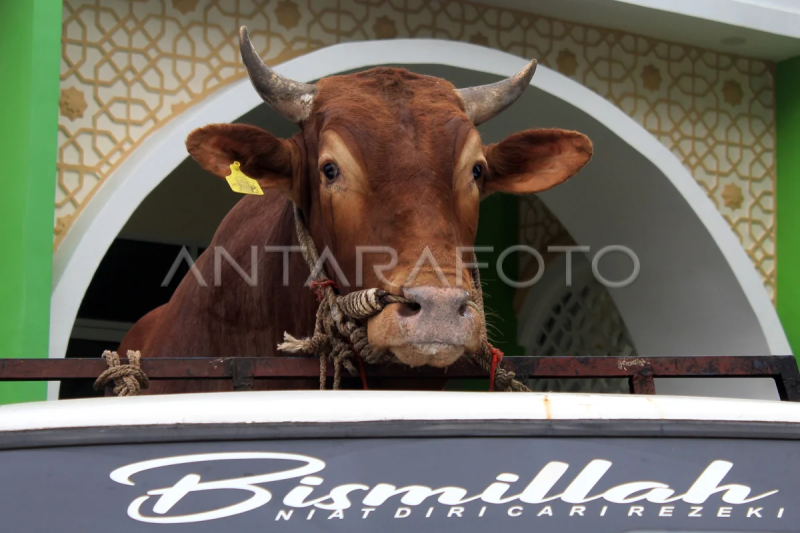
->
[1,355,798,400]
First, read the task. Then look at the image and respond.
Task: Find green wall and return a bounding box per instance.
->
[475,194,523,355]
[0,0,62,404]
[777,56,800,360]
[446,194,521,391]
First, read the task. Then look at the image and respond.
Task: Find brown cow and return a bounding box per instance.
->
[118,27,592,394]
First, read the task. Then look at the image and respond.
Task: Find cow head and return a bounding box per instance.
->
[186,27,592,368]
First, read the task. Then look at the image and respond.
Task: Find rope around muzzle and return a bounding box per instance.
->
[279,206,531,392]
[93,350,150,396]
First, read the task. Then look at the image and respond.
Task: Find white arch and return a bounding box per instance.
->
[49,39,791,400]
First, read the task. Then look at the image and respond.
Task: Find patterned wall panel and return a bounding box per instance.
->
[57,0,777,300]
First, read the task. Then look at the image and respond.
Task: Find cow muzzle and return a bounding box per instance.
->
[367,286,483,367]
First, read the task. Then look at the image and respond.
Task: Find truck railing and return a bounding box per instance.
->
[1,355,798,400]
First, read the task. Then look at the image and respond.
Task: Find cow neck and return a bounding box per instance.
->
[278,206,531,393]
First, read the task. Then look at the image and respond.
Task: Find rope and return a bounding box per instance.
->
[93,350,150,396]
[467,344,529,392]
[310,279,337,301]
[489,347,503,392]
[277,208,399,389]
[353,349,369,389]
[281,206,530,392]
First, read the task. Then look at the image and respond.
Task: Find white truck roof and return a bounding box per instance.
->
[2,390,800,432]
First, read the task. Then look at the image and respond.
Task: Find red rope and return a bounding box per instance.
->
[488,346,504,392]
[353,349,369,390]
[309,279,337,301]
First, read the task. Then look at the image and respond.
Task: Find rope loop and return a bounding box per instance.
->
[93,350,150,396]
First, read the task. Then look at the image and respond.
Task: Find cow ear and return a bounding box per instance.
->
[186,123,301,203]
[482,129,592,197]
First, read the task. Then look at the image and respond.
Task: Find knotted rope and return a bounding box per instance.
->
[93,350,150,396]
[279,206,530,392]
[277,208,401,389]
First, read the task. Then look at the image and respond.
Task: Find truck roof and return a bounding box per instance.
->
[3,391,800,433]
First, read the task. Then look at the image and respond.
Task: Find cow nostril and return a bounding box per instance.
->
[458,304,469,317]
[397,301,421,318]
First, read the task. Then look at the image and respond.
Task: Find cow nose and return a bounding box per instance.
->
[366,285,483,368]
[399,286,471,322]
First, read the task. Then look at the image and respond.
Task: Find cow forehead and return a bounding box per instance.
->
[315,67,465,106]
[313,67,471,137]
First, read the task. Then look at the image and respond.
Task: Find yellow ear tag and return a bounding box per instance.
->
[225,161,263,195]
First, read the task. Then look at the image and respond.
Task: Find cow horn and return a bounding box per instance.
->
[239,26,317,124]
[457,60,537,126]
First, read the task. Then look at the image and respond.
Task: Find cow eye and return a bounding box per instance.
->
[322,162,340,181]
[472,164,484,180]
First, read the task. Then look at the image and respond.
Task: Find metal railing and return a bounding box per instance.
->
[1,355,798,400]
